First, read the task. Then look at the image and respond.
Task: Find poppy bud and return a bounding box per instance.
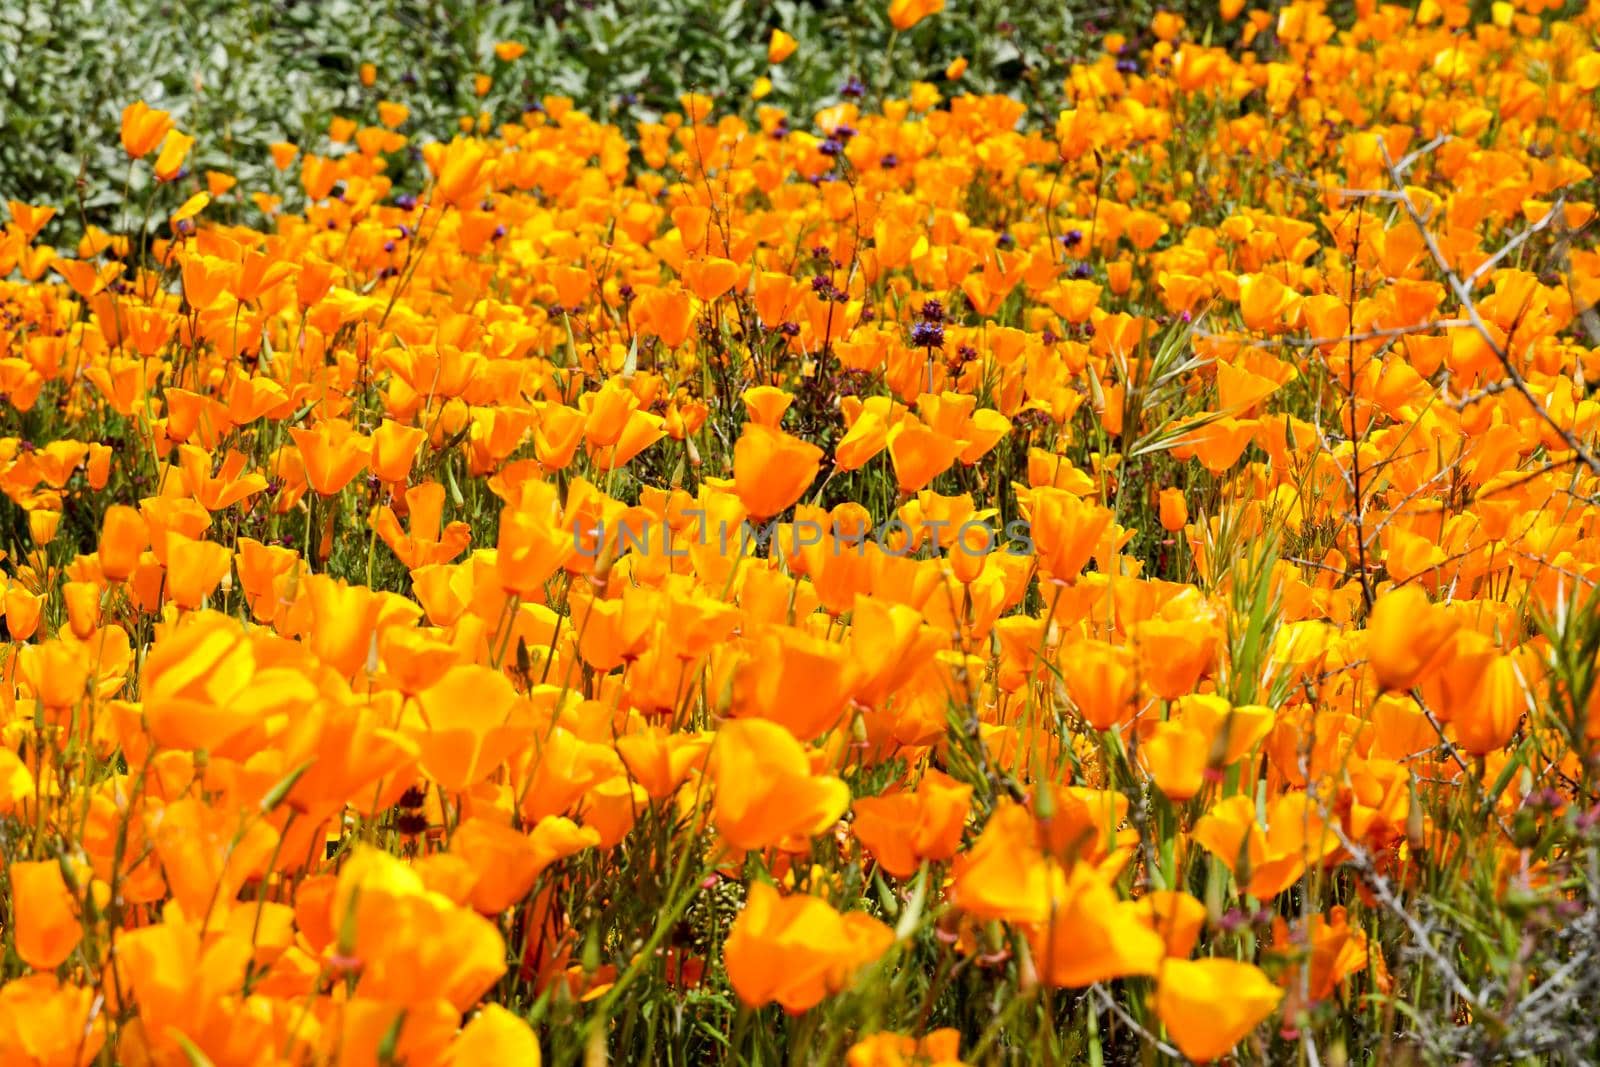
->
[767,29,797,64]
[1107,260,1133,295]
[27,508,60,546]
[87,443,112,490]
[1159,487,1188,532]
[949,523,989,585]
[120,101,173,159]
[63,581,100,640]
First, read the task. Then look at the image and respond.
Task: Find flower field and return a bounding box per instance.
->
[3,0,1600,1063]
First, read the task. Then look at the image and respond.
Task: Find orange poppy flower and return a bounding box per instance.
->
[1426,630,1524,755]
[723,881,894,1013]
[497,495,576,598]
[1366,585,1460,691]
[331,847,507,1011]
[374,482,473,569]
[120,100,173,158]
[152,130,193,182]
[1136,617,1216,700]
[162,533,233,610]
[180,253,235,311]
[629,286,696,348]
[886,419,965,494]
[8,861,82,969]
[709,718,850,850]
[589,409,666,471]
[177,446,268,512]
[752,271,799,327]
[1140,721,1210,800]
[289,421,371,497]
[735,626,860,740]
[846,1030,964,1067]
[1028,488,1113,583]
[1062,639,1140,730]
[0,976,104,1065]
[450,816,598,914]
[432,138,495,208]
[234,538,300,624]
[887,0,945,31]
[836,410,890,471]
[1156,958,1283,1062]
[5,586,44,641]
[852,770,971,877]
[1027,864,1166,988]
[733,424,823,520]
[1193,792,1336,899]
[413,665,535,792]
[1275,906,1372,1004]
[7,200,55,241]
[681,257,743,302]
[742,385,793,427]
[767,29,798,64]
[1158,487,1187,531]
[61,581,100,641]
[949,801,1065,925]
[289,574,379,674]
[616,728,711,800]
[533,405,586,471]
[442,1004,543,1066]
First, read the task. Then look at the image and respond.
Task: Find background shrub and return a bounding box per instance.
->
[0,0,1211,228]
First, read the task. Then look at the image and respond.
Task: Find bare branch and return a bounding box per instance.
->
[1327,821,1486,1015]
[1090,983,1180,1059]
[1465,200,1565,290]
[1377,141,1600,477]
[1392,133,1454,178]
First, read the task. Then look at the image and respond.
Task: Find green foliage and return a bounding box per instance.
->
[0,0,1132,227]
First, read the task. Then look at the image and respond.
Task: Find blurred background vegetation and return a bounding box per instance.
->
[0,0,1201,227]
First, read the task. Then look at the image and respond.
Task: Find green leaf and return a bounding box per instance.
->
[258,758,315,814]
[894,862,930,940]
[175,1035,218,1067]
